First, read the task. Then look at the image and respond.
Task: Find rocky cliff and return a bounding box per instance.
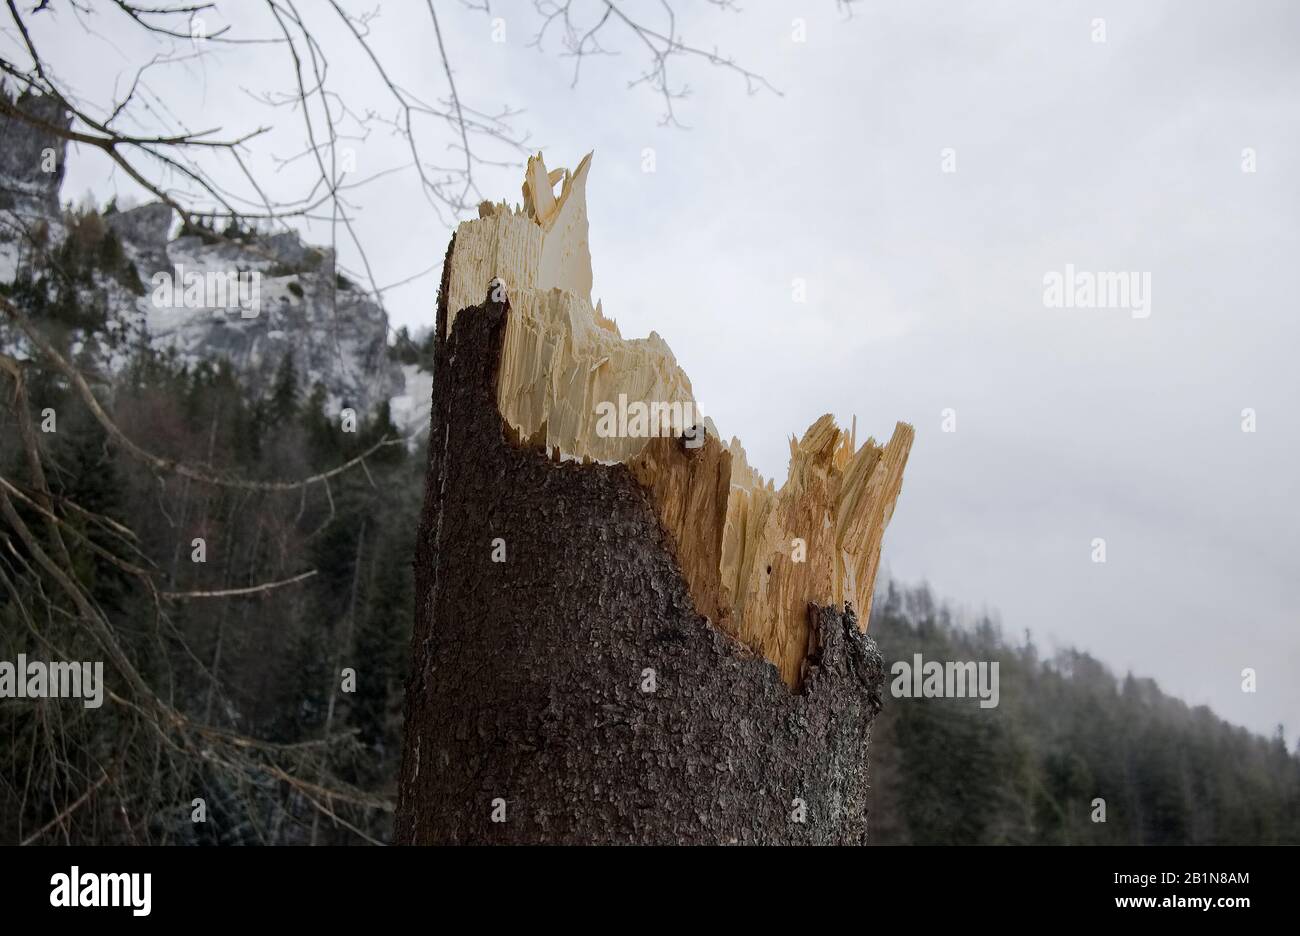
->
[0,89,425,430]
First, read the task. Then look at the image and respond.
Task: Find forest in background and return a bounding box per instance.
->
[868,582,1300,844]
[1,202,418,842]
[2,202,1299,845]
[0,334,416,843]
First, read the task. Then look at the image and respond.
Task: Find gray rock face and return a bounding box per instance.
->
[0,90,69,219]
[264,230,316,270]
[1,93,409,423]
[106,202,173,274]
[121,226,404,415]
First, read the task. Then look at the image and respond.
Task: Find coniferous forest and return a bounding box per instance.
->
[868,583,1300,845]
[2,2,1297,857]
[2,294,418,843]
[3,296,1297,843]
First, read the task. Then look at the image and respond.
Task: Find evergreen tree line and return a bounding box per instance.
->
[867,582,1300,844]
[1,329,420,844]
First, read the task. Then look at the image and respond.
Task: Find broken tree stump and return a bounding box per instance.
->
[396,154,913,844]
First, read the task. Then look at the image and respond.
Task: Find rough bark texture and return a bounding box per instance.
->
[395,248,886,844]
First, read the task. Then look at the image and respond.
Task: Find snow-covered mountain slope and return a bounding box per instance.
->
[1,89,421,436]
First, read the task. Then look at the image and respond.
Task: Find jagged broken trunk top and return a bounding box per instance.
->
[443,153,912,688]
[396,155,912,844]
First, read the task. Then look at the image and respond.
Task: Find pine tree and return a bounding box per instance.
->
[269,351,300,426]
[303,381,339,463]
[351,529,412,751]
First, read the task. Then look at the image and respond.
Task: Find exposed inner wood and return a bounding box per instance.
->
[445,152,913,688]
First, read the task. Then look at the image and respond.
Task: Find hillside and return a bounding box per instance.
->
[0,87,427,435]
[868,582,1300,845]
[3,89,1298,846]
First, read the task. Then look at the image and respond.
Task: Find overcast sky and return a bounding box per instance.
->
[25,0,1299,737]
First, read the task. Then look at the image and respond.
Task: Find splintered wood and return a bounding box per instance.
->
[445,152,913,688]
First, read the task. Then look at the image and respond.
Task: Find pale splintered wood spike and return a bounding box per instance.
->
[445,152,914,688]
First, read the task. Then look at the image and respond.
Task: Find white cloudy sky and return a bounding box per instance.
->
[17,0,1299,736]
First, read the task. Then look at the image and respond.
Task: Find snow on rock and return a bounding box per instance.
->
[1,92,427,432]
[390,363,435,442]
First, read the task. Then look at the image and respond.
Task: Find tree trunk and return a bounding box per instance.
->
[396,155,909,844]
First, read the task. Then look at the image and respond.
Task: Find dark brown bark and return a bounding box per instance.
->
[395,244,886,843]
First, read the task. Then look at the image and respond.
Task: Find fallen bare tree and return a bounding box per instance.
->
[397,155,913,844]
